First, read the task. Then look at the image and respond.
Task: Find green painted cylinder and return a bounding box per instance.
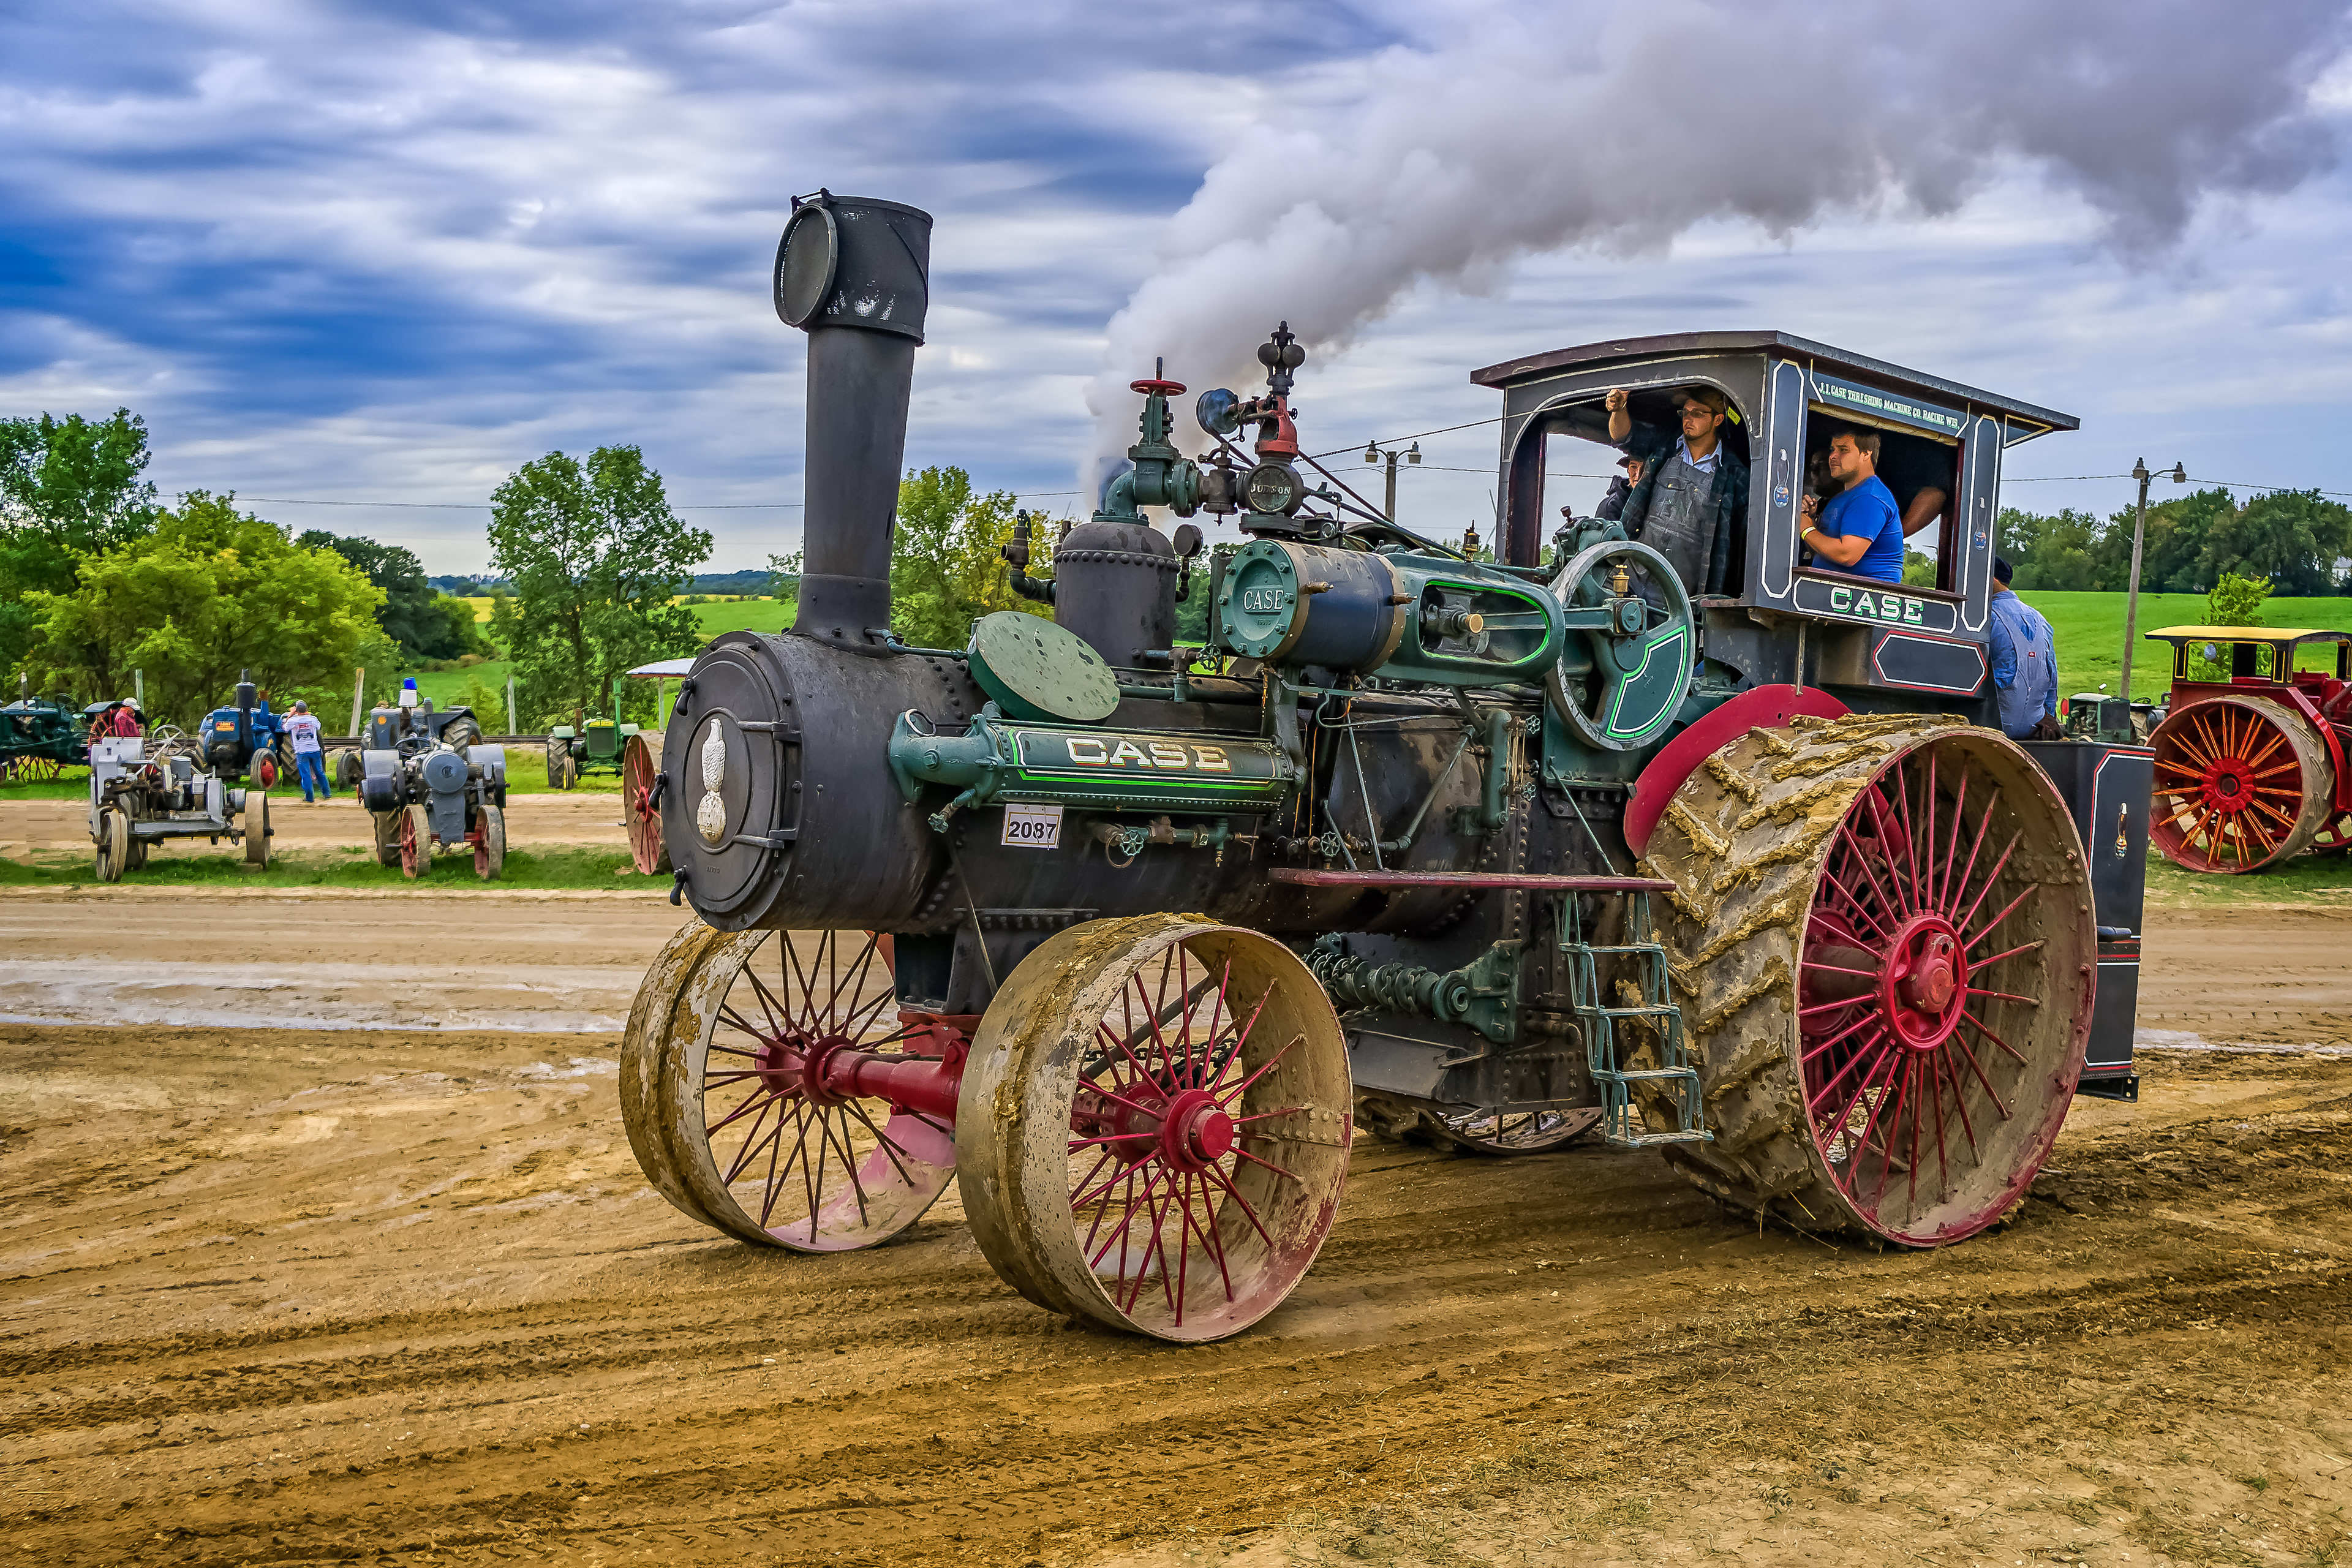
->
[888,710,1297,814]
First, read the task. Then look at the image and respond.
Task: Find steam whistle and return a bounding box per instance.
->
[1196,324,1305,459]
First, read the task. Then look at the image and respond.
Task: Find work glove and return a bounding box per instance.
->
[2029,716,2065,741]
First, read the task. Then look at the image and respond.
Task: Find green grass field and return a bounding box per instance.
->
[688,597,795,636]
[380,600,793,723]
[2017,591,2352,704]
[0,764,620,799]
[0,771,89,801]
[0,844,644,891]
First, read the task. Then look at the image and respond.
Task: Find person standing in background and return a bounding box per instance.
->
[285,699,331,802]
[97,698,141,738]
[1987,557,2064,740]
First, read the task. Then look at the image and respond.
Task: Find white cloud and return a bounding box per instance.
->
[1,1,2348,578]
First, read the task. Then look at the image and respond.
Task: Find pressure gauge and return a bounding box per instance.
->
[1243,461,1307,516]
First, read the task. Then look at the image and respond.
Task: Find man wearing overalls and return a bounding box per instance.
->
[1603,385,1748,602]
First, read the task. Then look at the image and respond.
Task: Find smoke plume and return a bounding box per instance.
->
[1085,0,2348,490]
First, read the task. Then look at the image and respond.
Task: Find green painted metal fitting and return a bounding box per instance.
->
[1477,706,1512,832]
[1304,935,1522,1045]
[888,708,1298,816]
[1097,382,1201,522]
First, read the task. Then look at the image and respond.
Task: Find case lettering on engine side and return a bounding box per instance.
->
[1009,728,1284,807]
[1060,736,1237,773]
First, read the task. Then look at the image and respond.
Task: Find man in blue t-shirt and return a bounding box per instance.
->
[1799,429,1904,582]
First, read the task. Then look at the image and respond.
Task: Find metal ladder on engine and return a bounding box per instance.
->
[1558,891,1713,1150]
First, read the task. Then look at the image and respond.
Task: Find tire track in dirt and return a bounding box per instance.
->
[6,903,2352,1566]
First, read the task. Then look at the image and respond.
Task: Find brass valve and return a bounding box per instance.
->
[1608,562,1632,597]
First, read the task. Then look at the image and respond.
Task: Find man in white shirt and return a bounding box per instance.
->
[284,700,330,802]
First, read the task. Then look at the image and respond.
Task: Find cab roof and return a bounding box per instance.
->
[1469,330,2079,434]
[2147,625,2352,646]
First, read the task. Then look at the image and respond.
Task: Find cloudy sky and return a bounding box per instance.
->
[6,1,2350,576]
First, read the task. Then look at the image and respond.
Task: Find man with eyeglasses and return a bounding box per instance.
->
[1602,385,1747,598]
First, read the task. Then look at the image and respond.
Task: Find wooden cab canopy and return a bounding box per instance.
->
[1474,331,2077,705]
[2146,625,2352,685]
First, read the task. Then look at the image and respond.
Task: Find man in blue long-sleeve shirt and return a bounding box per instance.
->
[1986,557,2063,740]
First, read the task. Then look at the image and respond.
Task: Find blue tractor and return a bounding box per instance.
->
[197,672,292,791]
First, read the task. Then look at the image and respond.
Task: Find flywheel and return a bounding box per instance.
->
[1642,714,2095,1246]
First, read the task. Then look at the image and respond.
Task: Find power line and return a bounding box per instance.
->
[1308,417,1504,461]
[236,488,1090,511]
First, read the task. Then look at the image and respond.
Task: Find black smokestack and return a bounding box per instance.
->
[774,192,932,644]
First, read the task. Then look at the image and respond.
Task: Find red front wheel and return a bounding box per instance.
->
[955,916,1352,1342]
[621,925,962,1251]
[397,804,432,880]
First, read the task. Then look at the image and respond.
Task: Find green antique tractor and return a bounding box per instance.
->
[545,714,639,788]
[612,192,2154,1345]
[543,677,645,788]
[0,680,86,782]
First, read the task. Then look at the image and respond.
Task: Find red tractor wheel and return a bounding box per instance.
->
[955,916,1352,1341]
[1649,716,2095,1247]
[2148,696,2335,873]
[397,804,433,880]
[622,731,669,875]
[621,925,960,1251]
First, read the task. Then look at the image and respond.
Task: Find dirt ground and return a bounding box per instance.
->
[2,902,2348,1567]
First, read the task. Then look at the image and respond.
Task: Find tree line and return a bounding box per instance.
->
[1997,487,2352,596]
[4,405,1048,736]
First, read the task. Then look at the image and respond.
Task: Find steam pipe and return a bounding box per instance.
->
[795,329,918,642]
[775,192,933,647]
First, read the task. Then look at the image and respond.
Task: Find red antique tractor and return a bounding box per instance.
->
[2145,625,2352,872]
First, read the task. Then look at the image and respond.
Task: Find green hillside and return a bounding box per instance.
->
[691,598,795,636]
[2016,592,2352,704]
[375,600,794,731]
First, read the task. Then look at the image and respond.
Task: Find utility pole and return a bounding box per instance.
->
[2118,458,2187,705]
[506,675,518,735]
[350,666,366,736]
[133,669,143,707]
[1363,440,1421,519]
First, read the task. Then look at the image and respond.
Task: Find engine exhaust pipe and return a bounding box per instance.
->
[773,191,932,646]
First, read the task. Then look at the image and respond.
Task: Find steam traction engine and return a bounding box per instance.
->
[620,194,2148,1343]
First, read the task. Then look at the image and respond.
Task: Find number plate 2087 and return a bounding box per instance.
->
[1000,802,1064,849]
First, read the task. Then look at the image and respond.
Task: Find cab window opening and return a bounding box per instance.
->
[1799,413,1960,592]
[1511,383,1752,598]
